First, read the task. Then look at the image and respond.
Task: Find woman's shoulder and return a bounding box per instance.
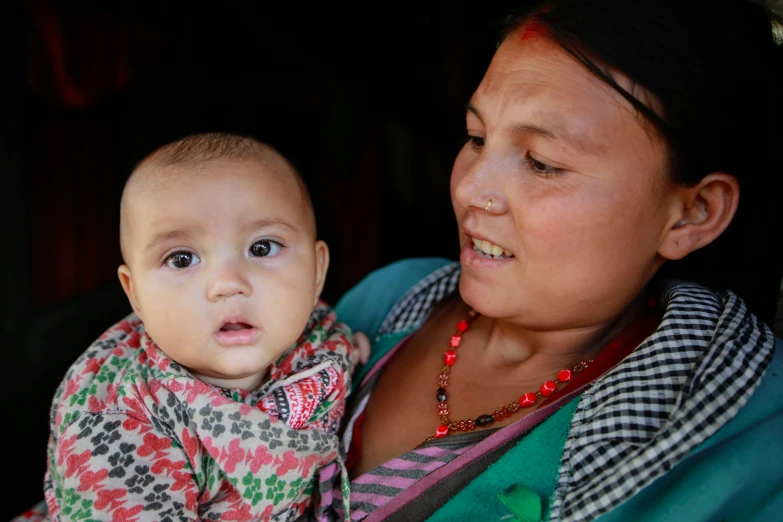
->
[334,257,457,337]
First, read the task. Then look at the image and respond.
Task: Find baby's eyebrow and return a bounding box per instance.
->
[143,229,190,255]
[243,218,300,234]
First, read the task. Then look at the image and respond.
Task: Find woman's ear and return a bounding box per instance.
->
[313,240,330,306]
[118,264,144,320]
[658,173,739,260]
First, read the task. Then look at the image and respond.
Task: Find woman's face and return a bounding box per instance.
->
[451,28,684,329]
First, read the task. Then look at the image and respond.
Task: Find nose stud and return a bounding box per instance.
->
[485,198,492,212]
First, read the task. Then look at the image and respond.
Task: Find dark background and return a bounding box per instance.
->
[1,0,516,515]
[3,1,782,517]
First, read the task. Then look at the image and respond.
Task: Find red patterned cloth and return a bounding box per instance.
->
[25,301,354,522]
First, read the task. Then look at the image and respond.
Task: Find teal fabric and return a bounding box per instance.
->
[427,398,580,522]
[334,257,783,521]
[595,341,783,522]
[334,257,453,389]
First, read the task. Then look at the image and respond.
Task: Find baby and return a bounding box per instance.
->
[42,133,358,521]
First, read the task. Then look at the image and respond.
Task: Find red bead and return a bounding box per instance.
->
[520,392,536,407]
[444,350,456,366]
[540,380,557,397]
[558,369,572,382]
[456,320,469,333]
[450,335,462,348]
[434,424,450,438]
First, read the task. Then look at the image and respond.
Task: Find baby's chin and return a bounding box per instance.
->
[195,369,270,392]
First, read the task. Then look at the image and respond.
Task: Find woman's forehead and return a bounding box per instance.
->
[471,29,658,154]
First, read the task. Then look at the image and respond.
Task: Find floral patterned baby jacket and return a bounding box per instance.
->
[43,301,354,521]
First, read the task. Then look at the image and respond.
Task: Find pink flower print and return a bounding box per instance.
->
[169,470,192,492]
[137,432,172,460]
[110,505,143,522]
[126,331,141,348]
[62,377,81,401]
[299,453,322,478]
[184,380,212,404]
[95,488,127,511]
[184,488,199,511]
[88,395,105,413]
[222,503,255,521]
[211,393,232,407]
[77,468,109,492]
[83,357,105,375]
[106,383,119,405]
[150,457,185,475]
[148,379,161,397]
[275,450,300,475]
[220,439,246,473]
[202,436,219,459]
[181,428,199,461]
[165,379,184,394]
[247,444,274,473]
[121,397,150,425]
[58,434,78,467]
[64,449,91,478]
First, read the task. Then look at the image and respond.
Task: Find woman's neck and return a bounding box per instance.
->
[462,295,646,372]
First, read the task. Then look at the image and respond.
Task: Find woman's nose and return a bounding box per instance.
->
[207,260,252,301]
[453,153,506,215]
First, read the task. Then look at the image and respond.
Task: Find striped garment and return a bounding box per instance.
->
[317,435,476,521]
[314,335,485,520]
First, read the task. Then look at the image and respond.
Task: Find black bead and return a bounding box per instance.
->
[436,387,447,402]
[476,414,494,427]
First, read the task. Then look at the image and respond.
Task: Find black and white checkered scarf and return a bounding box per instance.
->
[374,262,775,521]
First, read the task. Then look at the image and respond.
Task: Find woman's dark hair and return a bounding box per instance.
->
[502,0,783,325]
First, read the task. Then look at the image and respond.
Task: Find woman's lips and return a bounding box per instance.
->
[460,242,514,269]
[214,326,260,346]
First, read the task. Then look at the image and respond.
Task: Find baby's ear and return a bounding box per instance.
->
[118,265,144,320]
[658,172,739,261]
[313,240,330,306]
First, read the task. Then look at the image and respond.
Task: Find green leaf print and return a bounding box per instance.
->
[288,477,304,500]
[308,400,332,422]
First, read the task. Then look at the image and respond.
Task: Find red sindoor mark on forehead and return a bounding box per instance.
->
[521,20,550,40]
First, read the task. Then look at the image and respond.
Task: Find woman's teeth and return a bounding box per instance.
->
[471,238,513,259]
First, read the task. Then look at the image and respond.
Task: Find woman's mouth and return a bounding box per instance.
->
[471,237,514,259]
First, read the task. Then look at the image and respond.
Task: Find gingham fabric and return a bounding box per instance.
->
[367,262,774,521]
[374,262,461,339]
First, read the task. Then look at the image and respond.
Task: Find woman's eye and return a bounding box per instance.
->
[165,251,200,269]
[250,240,282,258]
[465,135,485,151]
[525,155,564,177]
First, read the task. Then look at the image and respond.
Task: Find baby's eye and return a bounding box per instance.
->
[250,240,282,258]
[165,251,200,269]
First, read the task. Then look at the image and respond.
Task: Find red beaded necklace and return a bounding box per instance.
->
[430,309,593,440]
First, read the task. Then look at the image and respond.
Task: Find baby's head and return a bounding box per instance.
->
[117,133,328,391]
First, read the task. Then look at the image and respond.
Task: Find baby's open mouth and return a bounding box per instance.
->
[220,322,253,331]
[214,318,260,346]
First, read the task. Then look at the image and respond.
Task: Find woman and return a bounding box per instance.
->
[315,1,783,520]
